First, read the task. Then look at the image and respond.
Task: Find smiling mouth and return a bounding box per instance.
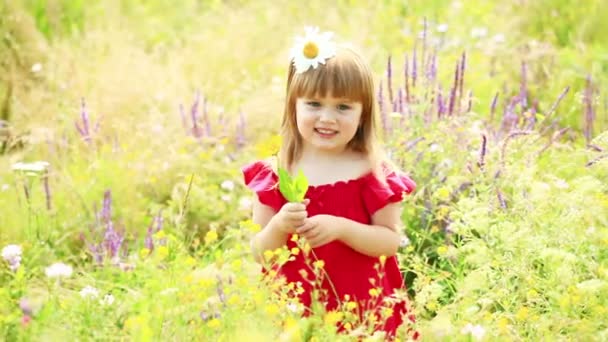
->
[314,128,338,135]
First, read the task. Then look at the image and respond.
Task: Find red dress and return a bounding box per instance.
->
[242,160,418,339]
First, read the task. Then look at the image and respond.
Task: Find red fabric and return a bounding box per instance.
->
[242,160,418,339]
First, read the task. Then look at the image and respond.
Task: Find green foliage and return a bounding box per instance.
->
[0,0,607,340]
[277,168,309,203]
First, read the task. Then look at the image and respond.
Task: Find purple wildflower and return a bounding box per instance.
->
[459,52,466,100]
[546,86,570,118]
[203,97,211,137]
[448,60,460,116]
[378,83,388,134]
[101,190,112,223]
[387,55,394,103]
[43,170,51,210]
[19,298,33,316]
[490,92,499,121]
[437,86,445,118]
[236,110,246,148]
[584,75,595,144]
[497,189,507,210]
[422,17,428,70]
[75,98,94,144]
[477,134,487,171]
[190,91,203,138]
[466,90,473,113]
[404,53,411,103]
[397,88,404,114]
[520,61,528,108]
[412,43,418,88]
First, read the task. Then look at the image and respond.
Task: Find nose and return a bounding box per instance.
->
[318,107,336,123]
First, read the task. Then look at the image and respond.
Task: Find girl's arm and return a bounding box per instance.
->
[335,202,402,257]
[296,202,405,257]
[250,198,309,263]
[250,197,289,263]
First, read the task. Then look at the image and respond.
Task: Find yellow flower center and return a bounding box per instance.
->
[303,41,319,59]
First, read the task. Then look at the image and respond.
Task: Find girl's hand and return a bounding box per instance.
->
[272,199,310,234]
[295,215,342,248]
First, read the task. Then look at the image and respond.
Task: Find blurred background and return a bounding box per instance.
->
[1,1,607,340]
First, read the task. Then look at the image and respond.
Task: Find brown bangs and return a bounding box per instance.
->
[288,48,371,102]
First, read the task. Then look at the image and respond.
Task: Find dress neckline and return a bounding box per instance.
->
[266,164,375,190]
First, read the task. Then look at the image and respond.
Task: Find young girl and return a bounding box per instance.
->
[242,27,418,340]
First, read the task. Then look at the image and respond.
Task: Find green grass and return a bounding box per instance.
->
[1,0,607,340]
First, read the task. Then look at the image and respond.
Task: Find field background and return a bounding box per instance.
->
[1,0,607,340]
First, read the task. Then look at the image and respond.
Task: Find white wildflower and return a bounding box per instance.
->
[45,262,73,278]
[289,27,337,74]
[493,33,505,43]
[221,194,231,202]
[238,197,252,211]
[79,286,100,299]
[471,27,488,39]
[220,180,235,191]
[2,244,22,271]
[100,294,115,306]
[1,184,9,191]
[399,236,411,247]
[437,24,448,33]
[11,161,50,173]
[31,63,43,73]
[461,323,486,340]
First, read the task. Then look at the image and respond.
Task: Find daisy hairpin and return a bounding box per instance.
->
[289,27,337,74]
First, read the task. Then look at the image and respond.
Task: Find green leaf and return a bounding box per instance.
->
[293,169,309,202]
[278,167,296,202]
[277,167,309,202]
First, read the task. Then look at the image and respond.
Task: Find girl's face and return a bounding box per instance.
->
[295,95,362,155]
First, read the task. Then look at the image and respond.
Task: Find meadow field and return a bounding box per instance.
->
[1,0,607,340]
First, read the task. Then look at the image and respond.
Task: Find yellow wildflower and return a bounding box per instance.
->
[153,230,166,240]
[291,247,300,256]
[204,230,218,245]
[156,245,169,259]
[369,288,380,297]
[263,250,275,263]
[313,260,325,269]
[346,301,357,311]
[265,303,280,316]
[185,256,196,267]
[324,311,344,325]
[228,294,241,306]
[207,318,220,329]
[437,246,448,256]
[379,255,387,266]
[139,248,150,258]
[516,307,529,321]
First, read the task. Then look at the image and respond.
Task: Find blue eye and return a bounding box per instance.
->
[337,104,351,111]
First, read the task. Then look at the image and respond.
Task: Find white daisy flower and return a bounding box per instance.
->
[437,24,449,33]
[100,294,115,306]
[31,63,43,73]
[45,262,73,278]
[238,197,252,211]
[220,180,235,191]
[11,161,50,173]
[2,244,22,261]
[399,236,411,247]
[2,244,22,271]
[461,323,486,340]
[289,27,336,74]
[79,286,100,299]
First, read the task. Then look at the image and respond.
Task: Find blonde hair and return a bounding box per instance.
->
[278,46,391,179]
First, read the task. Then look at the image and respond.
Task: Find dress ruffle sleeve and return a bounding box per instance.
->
[362,170,416,216]
[242,160,286,212]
